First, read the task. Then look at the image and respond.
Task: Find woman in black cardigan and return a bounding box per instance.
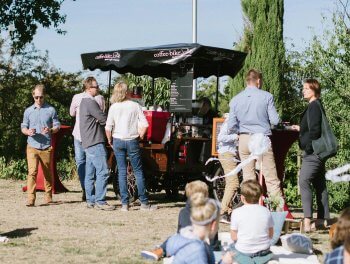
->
[292,79,330,232]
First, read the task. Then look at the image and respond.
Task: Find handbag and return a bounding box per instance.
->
[307,100,338,161]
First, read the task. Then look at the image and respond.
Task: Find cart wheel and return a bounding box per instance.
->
[111,168,120,199]
[126,169,138,203]
[212,165,225,201]
[165,187,179,200]
[110,165,138,203]
[164,176,179,200]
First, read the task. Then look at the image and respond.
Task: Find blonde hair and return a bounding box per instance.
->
[331,207,350,249]
[190,192,220,226]
[241,180,262,204]
[185,180,209,198]
[32,84,45,95]
[110,82,128,103]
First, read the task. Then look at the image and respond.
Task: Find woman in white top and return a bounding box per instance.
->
[105,82,150,211]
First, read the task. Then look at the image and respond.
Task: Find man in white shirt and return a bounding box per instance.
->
[69,76,105,201]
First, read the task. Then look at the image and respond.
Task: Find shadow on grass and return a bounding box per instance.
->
[313,248,323,255]
[38,200,82,206]
[1,227,38,238]
[104,189,187,204]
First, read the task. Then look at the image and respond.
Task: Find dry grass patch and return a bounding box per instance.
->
[0,179,335,263]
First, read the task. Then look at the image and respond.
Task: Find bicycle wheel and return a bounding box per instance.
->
[212,165,225,201]
[212,164,243,209]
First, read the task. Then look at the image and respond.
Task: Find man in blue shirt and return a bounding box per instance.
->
[227,69,281,197]
[21,84,60,206]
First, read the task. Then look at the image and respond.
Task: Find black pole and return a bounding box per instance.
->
[215,75,219,113]
[151,77,155,104]
[107,70,112,111]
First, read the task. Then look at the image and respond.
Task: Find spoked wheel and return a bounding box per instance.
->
[212,165,225,201]
[126,165,138,202]
[164,173,179,200]
[212,164,243,209]
[111,163,138,203]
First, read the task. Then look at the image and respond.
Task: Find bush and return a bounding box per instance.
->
[57,155,77,181]
[0,157,27,180]
[0,153,77,182]
[327,181,350,212]
[283,143,350,214]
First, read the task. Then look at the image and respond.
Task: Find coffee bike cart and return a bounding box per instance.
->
[81,43,247,199]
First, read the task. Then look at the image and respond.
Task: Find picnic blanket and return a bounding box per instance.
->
[268,246,319,264]
[217,233,319,264]
[164,233,320,264]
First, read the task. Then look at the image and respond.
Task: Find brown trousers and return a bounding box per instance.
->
[26,145,53,203]
[238,134,281,197]
[218,152,239,214]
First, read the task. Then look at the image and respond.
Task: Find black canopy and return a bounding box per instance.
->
[81,43,247,79]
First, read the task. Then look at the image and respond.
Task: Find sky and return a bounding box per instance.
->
[30,0,335,82]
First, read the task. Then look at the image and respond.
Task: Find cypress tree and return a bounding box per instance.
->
[228,0,285,112]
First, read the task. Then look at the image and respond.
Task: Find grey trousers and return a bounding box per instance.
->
[299,153,330,219]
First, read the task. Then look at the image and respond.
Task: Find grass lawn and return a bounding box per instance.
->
[0,179,335,263]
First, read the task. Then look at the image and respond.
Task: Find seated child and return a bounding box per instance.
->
[217,113,239,224]
[325,207,350,264]
[141,180,209,261]
[177,180,209,232]
[165,192,232,264]
[230,180,273,264]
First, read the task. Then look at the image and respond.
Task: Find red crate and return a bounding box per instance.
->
[143,111,171,143]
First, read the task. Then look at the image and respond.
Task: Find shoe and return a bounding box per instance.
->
[303,218,312,233]
[44,196,54,204]
[315,219,327,230]
[121,204,129,212]
[141,247,164,261]
[82,190,86,202]
[140,203,158,211]
[95,203,116,211]
[26,201,35,207]
[220,213,231,224]
[86,203,95,209]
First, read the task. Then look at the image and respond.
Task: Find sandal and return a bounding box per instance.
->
[302,218,314,233]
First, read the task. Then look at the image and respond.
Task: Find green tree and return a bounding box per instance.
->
[113,73,170,108]
[283,2,350,211]
[0,41,81,160]
[228,0,285,112]
[296,7,350,168]
[0,0,70,51]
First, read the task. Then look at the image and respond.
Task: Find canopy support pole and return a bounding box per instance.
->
[192,0,197,100]
[215,68,220,113]
[107,70,112,111]
[152,77,155,104]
